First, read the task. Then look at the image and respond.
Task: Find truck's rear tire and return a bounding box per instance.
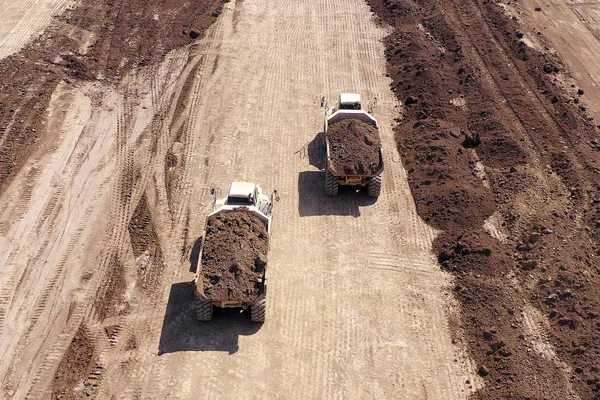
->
[368,175,382,198]
[251,299,266,322]
[195,299,213,321]
[325,169,339,197]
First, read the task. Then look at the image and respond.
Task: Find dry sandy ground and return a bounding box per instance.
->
[513,0,600,122]
[0,0,479,399]
[0,0,74,59]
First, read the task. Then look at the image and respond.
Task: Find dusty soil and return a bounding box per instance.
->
[15,0,600,397]
[327,119,382,175]
[0,0,223,396]
[0,0,224,197]
[367,0,600,398]
[201,209,268,301]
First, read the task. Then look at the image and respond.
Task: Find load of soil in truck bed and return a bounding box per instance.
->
[327,119,382,175]
[201,208,269,301]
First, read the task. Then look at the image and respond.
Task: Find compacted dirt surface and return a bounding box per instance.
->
[327,119,382,174]
[201,209,268,301]
[3,0,600,398]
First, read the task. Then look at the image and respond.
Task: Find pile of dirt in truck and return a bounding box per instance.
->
[201,209,268,301]
[326,119,381,175]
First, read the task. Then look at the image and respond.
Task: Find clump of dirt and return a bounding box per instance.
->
[94,255,129,320]
[327,119,382,175]
[128,195,158,258]
[128,194,165,290]
[367,0,600,398]
[201,209,268,301]
[51,324,98,399]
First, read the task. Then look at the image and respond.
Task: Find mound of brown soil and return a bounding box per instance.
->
[201,209,268,301]
[367,0,600,398]
[327,119,382,175]
[51,325,98,399]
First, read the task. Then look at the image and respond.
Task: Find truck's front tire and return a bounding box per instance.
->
[195,299,213,321]
[251,299,266,322]
[368,175,382,198]
[325,169,339,196]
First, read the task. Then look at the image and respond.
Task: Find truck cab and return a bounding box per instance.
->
[337,93,362,110]
[325,93,378,128]
[212,182,275,217]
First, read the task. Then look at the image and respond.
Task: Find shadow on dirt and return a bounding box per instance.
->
[186,236,203,274]
[158,282,262,355]
[298,171,377,217]
[296,131,325,169]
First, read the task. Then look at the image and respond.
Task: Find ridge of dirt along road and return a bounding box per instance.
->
[367,0,600,398]
[1,0,480,399]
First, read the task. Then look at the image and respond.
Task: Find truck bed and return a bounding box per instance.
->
[326,118,383,175]
[199,208,268,302]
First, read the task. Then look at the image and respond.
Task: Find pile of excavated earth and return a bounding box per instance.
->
[201,209,268,301]
[327,119,381,175]
[367,0,600,398]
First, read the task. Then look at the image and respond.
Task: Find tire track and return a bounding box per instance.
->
[0,0,74,59]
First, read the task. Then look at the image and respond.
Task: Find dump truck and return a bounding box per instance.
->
[323,93,384,197]
[193,182,278,322]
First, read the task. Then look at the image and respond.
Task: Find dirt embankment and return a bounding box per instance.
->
[367,0,600,398]
[201,209,269,301]
[0,0,224,197]
[327,119,382,175]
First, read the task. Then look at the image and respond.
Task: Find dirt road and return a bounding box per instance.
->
[0,0,477,399]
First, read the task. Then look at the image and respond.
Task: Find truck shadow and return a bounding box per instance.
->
[297,131,325,169]
[186,236,202,274]
[158,282,262,355]
[298,170,377,217]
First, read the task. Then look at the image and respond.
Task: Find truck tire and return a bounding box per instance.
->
[368,175,382,198]
[251,299,266,323]
[325,169,339,197]
[195,299,213,321]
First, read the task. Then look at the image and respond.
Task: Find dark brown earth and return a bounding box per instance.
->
[0,0,224,197]
[128,195,165,290]
[94,255,129,321]
[51,325,98,399]
[326,119,382,175]
[367,0,600,398]
[201,209,268,301]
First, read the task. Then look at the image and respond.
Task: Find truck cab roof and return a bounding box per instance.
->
[225,182,257,206]
[228,182,256,198]
[339,93,362,109]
